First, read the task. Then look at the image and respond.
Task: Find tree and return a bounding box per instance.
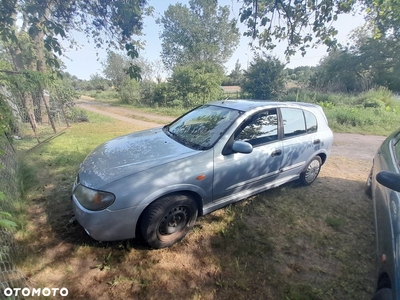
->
[159,0,240,70]
[241,54,285,99]
[309,25,400,93]
[170,62,224,107]
[364,0,400,39]
[87,74,110,91]
[222,60,244,86]
[309,51,368,92]
[103,52,130,89]
[239,0,354,57]
[348,26,400,91]
[238,0,400,58]
[0,0,148,77]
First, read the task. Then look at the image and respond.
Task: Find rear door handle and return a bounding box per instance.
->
[313,139,321,145]
[271,149,282,157]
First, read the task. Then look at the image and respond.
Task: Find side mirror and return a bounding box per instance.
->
[232,140,253,154]
[376,171,400,193]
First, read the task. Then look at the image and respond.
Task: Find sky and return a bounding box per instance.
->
[61,1,366,80]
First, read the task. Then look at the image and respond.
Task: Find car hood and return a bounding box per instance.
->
[78,127,199,188]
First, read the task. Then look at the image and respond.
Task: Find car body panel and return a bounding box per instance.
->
[72,100,333,242]
[370,128,400,299]
[79,128,202,188]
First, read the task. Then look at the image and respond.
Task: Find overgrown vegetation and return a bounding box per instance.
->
[281,87,400,135]
[82,85,400,136]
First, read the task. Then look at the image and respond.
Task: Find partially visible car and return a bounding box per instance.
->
[71,100,333,248]
[367,128,400,300]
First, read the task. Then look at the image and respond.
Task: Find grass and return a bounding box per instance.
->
[12,108,376,299]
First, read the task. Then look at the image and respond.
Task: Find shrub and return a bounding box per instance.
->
[118,79,141,104]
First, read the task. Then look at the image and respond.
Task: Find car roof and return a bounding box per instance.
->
[209,99,320,112]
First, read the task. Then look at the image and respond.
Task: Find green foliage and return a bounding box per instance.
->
[103,51,131,89]
[238,0,399,59]
[308,25,400,93]
[222,60,244,86]
[365,0,400,38]
[356,87,395,108]
[241,54,285,100]
[0,0,148,74]
[309,50,369,93]
[139,81,157,106]
[87,74,111,91]
[0,211,17,229]
[49,78,79,105]
[153,82,176,107]
[159,0,240,70]
[65,107,88,123]
[118,79,141,104]
[280,88,399,135]
[170,61,224,107]
[240,0,353,56]
[0,93,14,136]
[284,66,316,87]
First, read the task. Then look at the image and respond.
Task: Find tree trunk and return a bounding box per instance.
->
[34,27,49,124]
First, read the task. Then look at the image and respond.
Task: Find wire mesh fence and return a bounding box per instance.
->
[0,85,73,152]
[0,136,27,300]
[0,85,78,299]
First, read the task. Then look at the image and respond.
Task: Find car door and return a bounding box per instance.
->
[279,108,320,178]
[374,133,400,288]
[213,108,283,202]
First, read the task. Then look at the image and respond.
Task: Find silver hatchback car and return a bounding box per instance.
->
[72,100,333,248]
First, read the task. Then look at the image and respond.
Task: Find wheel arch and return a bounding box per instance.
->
[377,272,392,291]
[135,189,205,239]
[317,152,327,165]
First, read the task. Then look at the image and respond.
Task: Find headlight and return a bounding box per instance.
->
[74,185,115,211]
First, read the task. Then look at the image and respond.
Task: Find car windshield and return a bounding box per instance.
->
[164,105,242,150]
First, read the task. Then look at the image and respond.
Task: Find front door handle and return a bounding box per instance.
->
[271,149,282,157]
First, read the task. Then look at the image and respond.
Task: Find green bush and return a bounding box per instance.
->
[355,87,395,109]
[362,99,386,109]
[118,79,141,104]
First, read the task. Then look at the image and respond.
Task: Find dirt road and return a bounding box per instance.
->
[77,98,386,163]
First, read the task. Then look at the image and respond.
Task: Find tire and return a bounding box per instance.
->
[371,288,393,300]
[140,194,198,249]
[299,156,322,186]
[366,167,373,197]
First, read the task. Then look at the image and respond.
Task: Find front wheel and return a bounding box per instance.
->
[299,156,322,186]
[140,194,198,249]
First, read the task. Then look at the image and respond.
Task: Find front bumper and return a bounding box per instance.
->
[71,193,143,241]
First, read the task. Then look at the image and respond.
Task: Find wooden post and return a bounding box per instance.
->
[42,89,57,133]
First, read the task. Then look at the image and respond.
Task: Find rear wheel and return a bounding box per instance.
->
[299,156,322,186]
[140,194,198,249]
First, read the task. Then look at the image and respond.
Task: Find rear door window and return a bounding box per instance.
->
[280,108,306,138]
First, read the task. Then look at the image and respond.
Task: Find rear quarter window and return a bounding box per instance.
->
[304,110,318,133]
